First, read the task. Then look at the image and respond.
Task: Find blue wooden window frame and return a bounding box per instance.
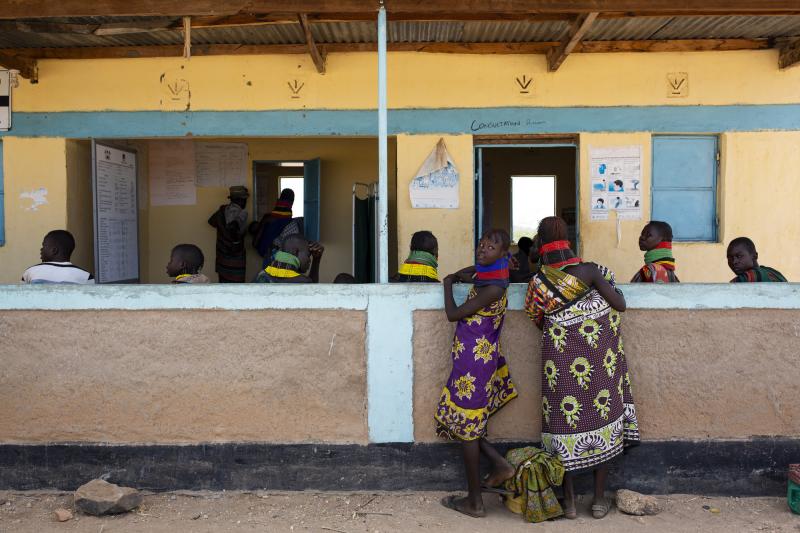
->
[651,135,719,242]
[0,141,4,246]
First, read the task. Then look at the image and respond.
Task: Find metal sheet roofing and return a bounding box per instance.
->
[1,15,799,49]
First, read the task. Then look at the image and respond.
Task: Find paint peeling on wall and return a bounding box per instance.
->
[19,187,48,211]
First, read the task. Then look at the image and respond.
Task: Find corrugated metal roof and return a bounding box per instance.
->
[649,15,800,40]
[1,15,798,49]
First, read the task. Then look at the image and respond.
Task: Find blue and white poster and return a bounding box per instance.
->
[590,145,642,221]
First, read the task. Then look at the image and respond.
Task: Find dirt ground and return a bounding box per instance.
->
[0,490,797,533]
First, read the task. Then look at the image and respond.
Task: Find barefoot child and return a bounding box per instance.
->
[727,237,787,282]
[392,230,439,282]
[630,221,679,283]
[166,244,209,284]
[437,229,517,518]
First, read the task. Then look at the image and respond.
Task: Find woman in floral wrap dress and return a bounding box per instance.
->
[525,217,639,520]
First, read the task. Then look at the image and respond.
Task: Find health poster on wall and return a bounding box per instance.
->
[409,138,459,209]
[195,142,249,188]
[149,139,197,206]
[92,142,139,283]
[590,145,642,221]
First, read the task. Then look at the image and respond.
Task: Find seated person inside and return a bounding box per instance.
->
[392,230,439,282]
[166,244,209,284]
[22,230,94,284]
[727,237,787,282]
[509,236,534,283]
[255,234,324,283]
[631,221,679,283]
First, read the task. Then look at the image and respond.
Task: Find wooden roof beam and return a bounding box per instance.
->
[547,11,598,71]
[297,13,326,74]
[0,54,38,83]
[0,39,770,62]
[0,1,798,19]
[778,38,800,69]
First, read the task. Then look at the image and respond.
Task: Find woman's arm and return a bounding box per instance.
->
[590,267,626,311]
[443,274,503,322]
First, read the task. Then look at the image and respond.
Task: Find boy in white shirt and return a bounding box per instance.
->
[21,230,94,284]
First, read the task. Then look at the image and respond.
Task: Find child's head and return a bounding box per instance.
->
[167,244,205,277]
[228,186,250,208]
[333,273,356,284]
[516,237,533,256]
[40,230,75,262]
[410,230,438,258]
[281,234,311,272]
[476,228,510,266]
[614,179,623,189]
[537,216,569,247]
[727,237,758,275]
[639,221,673,251]
[278,188,295,205]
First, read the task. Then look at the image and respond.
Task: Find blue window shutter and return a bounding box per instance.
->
[303,158,320,242]
[652,135,718,242]
[0,141,4,246]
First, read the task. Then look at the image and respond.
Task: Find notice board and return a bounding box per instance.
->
[92,142,139,283]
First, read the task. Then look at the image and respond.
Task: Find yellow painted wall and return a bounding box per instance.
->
[138,137,396,283]
[65,139,94,273]
[579,132,800,283]
[0,138,69,283]
[12,50,800,112]
[396,135,474,278]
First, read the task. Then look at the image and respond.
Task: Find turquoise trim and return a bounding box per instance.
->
[2,105,800,138]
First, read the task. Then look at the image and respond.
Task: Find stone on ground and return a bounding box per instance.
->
[616,489,662,516]
[74,479,142,515]
[53,508,73,522]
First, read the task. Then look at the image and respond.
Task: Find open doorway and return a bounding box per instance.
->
[475,143,578,251]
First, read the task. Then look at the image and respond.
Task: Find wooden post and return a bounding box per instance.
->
[298,13,326,74]
[547,11,598,71]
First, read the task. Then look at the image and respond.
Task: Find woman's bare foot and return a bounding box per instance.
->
[440,495,486,518]
[482,459,515,488]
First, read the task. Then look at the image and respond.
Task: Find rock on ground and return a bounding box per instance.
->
[616,489,662,516]
[53,508,72,522]
[74,479,142,516]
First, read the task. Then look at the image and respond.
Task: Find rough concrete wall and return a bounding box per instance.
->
[414,309,800,442]
[0,310,367,444]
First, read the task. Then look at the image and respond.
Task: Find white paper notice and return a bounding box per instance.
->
[195,142,249,188]
[94,144,139,283]
[590,145,642,221]
[410,138,460,209]
[149,140,197,206]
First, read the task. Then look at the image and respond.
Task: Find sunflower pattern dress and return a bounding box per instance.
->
[524,264,639,472]
[435,288,517,440]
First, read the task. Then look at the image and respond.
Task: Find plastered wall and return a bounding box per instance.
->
[413,308,800,443]
[65,139,94,273]
[11,51,800,112]
[396,134,474,278]
[0,309,368,444]
[0,138,68,283]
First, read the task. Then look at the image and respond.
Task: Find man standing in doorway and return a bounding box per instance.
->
[208,186,250,283]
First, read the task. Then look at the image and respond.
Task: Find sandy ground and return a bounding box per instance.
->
[0,490,797,533]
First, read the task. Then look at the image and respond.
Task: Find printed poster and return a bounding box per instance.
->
[590,145,642,221]
[409,138,459,209]
[149,140,197,206]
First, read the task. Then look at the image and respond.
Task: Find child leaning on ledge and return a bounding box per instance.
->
[391,230,440,282]
[727,237,787,283]
[630,221,679,283]
[166,244,209,284]
[254,234,324,284]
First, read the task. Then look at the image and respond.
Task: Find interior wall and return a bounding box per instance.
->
[483,146,576,239]
[65,140,94,273]
[0,138,69,283]
[136,137,396,284]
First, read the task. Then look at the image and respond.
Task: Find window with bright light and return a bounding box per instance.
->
[279,177,304,218]
[511,176,555,242]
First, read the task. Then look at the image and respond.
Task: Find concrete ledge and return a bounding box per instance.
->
[0,283,798,310]
[0,438,796,496]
